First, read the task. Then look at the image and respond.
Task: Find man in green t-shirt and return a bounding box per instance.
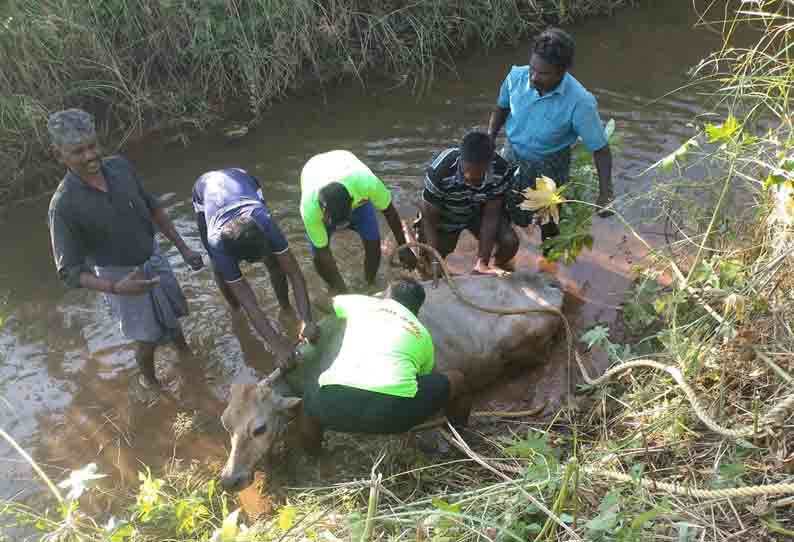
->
[300,150,417,294]
[300,278,471,448]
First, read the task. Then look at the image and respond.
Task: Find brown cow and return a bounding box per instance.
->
[220,271,563,491]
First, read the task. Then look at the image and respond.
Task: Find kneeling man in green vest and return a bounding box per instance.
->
[297,277,470,449]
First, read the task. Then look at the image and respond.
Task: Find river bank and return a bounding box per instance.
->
[0,0,633,203]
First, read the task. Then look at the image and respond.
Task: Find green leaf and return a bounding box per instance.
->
[109,523,134,542]
[347,511,365,541]
[431,498,461,514]
[763,174,787,191]
[705,115,739,143]
[581,325,610,350]
[585,513,617,532]
[630,463,645,482]
[660,153,676,174]
[629,506,663,531]
[503,430,554,460]
[599,490,622,513]
[718,463,745,479]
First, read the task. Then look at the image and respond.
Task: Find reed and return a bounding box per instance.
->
[0,0,629,203]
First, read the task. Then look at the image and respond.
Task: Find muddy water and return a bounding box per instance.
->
[0,1,727,511]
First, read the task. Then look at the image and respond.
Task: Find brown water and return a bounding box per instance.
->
[0,0,729,513]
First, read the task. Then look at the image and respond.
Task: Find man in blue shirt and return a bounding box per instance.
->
[193,169,317,366]
[488,28,614,250]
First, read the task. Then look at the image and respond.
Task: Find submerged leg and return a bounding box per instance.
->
[299,407,324,457]
[173,324,191,353]
[362,239,382,286]
[135,341,159,388]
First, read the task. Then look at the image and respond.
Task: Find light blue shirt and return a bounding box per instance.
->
[497,66,608,162]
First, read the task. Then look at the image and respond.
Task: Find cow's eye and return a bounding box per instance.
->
[252,424,268,437]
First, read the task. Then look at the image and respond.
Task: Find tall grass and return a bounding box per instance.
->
[0,0,627,203]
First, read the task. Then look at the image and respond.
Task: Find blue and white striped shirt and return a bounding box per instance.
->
[422,148,512,232]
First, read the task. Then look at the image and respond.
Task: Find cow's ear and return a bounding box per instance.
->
[274,396,302,412]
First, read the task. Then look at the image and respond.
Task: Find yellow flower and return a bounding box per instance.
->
[518,176,564,225]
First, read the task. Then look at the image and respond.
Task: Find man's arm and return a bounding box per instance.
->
[421,199,443,254]
[382,203,417,269]
[593,145,614,217]
[152,207,204,270]
[49,207,157,295]
[313,246,348,294]
[275,249,316,339]
[488,108,510,147]
[226,278,295,365]
[474,198,504,274]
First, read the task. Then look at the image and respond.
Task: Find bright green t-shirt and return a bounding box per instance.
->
[318,295,435,398]
[300,150,392,248]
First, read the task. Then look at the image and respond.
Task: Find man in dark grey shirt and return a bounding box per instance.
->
[47,109,204,388]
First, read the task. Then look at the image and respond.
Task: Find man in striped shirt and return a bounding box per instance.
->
[416,132,519,274]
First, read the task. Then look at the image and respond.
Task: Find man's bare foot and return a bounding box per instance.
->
[495,259,516,273]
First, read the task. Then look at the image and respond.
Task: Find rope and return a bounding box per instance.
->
[384,241,794,502]
[581,467,794,499]
[411,402,547,432]
[437,430,794,500]
[386,241,794,440]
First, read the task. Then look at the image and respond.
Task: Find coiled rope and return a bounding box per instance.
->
[388,242,794,498]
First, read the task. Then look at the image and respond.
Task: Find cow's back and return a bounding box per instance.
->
[289,272,563,396]
[418,271,564,390]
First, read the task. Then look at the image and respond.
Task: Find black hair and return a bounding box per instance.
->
[220,216,268,262]
[532,27,575,69]
[461,131,493,165]
[388,277,426,316]
[318,182,353,225]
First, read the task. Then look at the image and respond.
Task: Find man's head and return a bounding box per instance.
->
[529,28,574,95]
[319,182,353,228]
[48,108,102,178]
[387,277,426,315]
[220,216,268,262]
[460,131,494,187]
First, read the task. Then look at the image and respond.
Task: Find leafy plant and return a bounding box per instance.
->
[540,119,619,264]
[581,325,633,362]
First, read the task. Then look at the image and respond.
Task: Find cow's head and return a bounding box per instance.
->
[220,380,302,492]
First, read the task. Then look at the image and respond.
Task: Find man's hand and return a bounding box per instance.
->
[273,338,299,371]
[595,190,615,218]
[181,248,204,271]
[471,259,507,276]
[112,268,160,296]
[299,321,320,344]
[398,249,418,270]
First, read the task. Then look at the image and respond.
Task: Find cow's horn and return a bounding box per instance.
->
[257,367,283,390]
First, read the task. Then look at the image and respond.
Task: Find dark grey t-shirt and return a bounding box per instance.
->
[48,155,161,288]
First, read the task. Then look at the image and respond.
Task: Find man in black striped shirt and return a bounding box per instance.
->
[416,132,519,274]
